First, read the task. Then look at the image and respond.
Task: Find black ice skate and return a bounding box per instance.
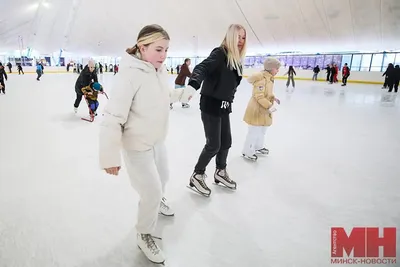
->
[188,172,211,197]
[256,148,269,155]
[214,169,237,190]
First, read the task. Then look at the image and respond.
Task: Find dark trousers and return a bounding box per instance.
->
[194,112,232,174]
[395,80,399,93]
[74,88,83,108]
[0,80,5,93]
[36,70,42,80]
[388,80,398,93]
[342,75,349,85]
[18,69,24,75]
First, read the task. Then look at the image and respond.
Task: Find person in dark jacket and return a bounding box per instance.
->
[284,65,296,88]
[185,24,247,197]
[312,65,320,81]
[7,62,12,73]
[17,64,24,75]
[383,63,395,91]
[393,65,400,93]
[326,64,331,82]
[171,58,192,109]
[0,63,8,94]
[74,60,98,112]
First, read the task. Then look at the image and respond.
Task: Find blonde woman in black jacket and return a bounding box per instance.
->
[185,24,247,197]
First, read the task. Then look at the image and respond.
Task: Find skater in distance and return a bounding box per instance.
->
[171,58,192,109]
[242,57,281,161]
[186,24,247,197]
[99,24,173,265]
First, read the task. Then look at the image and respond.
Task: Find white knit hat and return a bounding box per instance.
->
[263,57,281,71]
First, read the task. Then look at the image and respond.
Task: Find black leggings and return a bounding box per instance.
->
[194,112,232,174]
[74,91,83,108]
[342,75,349,85]
[388,80,399,93]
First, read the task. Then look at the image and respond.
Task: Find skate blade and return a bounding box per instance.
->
[213,181,237,190]
[186,185,210,197]
[242,155,258,161]
[81,118,94,122]
[137,246,165,265]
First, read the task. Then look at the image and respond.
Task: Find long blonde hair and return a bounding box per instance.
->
[221,24,247,76]
[126,24,170,59]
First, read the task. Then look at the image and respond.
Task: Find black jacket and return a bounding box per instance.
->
[383,67,395,82]
[394,67,400,81]
[0,66,8,81]
[75,65,98,92]
[188,46,242,103]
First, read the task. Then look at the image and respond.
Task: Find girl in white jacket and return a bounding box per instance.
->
[99,24,172,264]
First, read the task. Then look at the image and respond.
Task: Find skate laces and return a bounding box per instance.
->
[195,173,210,189]
[141,234,160,255]
[217,169,232,182]
[160,197,169,211]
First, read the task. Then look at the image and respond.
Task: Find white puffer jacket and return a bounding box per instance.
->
[99,53,170,169]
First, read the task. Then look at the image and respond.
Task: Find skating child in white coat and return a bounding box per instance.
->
[99,24,173,264]
[242,57,281,161]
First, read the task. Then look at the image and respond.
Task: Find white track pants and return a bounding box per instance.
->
[242,125,268,156]
[123,142,169,234]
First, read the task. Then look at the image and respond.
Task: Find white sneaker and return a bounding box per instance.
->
[159,197,174,216]
[137,233,165,264]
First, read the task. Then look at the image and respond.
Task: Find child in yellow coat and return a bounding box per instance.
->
[242,57,281,161]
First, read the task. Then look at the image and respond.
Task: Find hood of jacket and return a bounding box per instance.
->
[124,53,167,74]
[247,70,273,84]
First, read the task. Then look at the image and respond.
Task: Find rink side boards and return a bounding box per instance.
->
[7,71,383,85]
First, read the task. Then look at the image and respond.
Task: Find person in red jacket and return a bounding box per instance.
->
[341,63,350,86]
[171,58,192,109]
[333,64,339,83]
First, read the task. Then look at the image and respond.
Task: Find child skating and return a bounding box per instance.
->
[242,57,281,161]
[81,82,103,119]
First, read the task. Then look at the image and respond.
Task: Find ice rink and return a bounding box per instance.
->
[0,72,399,267]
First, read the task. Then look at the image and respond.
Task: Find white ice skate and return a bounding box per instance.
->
[214,169,237,190]
[74,107,78,113]
[242,153,258,161]
[159,197,174,217]
[256,148,269,155]
[188,173,211,197]
[137,233,165,264]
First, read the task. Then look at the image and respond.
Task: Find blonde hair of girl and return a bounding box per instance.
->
[221,24,247,76]
[126,24,170,58]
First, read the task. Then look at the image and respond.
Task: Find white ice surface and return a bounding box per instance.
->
[0,73,399,267]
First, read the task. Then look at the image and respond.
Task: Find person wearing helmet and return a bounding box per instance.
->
[81,82,103,116]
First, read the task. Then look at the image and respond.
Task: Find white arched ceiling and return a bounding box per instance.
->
[0,0,399,57]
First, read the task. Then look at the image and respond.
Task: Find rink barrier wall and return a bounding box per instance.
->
[8,66,384,85]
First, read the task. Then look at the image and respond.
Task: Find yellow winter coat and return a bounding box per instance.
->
[243,71,276,126]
